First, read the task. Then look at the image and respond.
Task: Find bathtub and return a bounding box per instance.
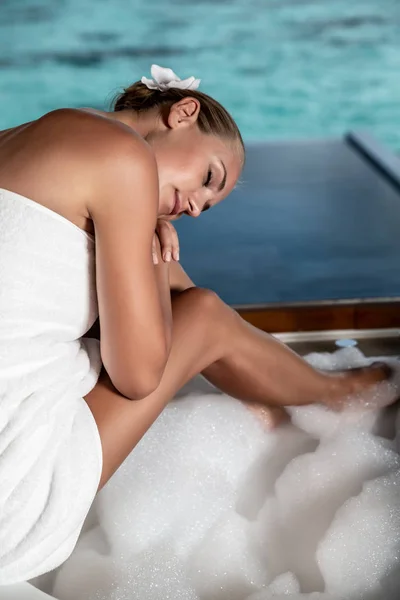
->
[1,325,398,600]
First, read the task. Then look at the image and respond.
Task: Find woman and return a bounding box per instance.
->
[0,65,389,584]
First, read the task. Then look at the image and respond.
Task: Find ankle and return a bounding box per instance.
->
[320,363,392,409]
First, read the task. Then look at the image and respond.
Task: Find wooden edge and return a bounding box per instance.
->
[236,302,400,334]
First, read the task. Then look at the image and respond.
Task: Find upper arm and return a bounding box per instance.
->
[87,134,169,399]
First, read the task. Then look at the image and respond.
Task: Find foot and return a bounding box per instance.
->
[322,362,394,411]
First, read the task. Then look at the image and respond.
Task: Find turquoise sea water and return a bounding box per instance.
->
[1,0,399,148]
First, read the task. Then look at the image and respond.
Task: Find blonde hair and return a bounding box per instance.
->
[113,81,244,156]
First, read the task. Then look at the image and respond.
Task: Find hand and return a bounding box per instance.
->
[152,219,180,265]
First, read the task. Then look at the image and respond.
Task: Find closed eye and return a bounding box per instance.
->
[203,169,213,187]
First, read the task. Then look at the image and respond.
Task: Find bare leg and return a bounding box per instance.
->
[201,313,389,406]
[86,287,240,490]
[86,287,388,491]
[201,308,391,428]
[168,262,387,427]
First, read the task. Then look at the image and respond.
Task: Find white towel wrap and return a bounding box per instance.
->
[0,189,103,584]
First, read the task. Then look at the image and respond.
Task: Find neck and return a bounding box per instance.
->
[106,108,163,139]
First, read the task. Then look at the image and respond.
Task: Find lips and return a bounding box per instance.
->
[170,190,181,216]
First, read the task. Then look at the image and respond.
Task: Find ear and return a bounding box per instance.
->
[167,97,201,129]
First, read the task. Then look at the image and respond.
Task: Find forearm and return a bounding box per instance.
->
[87,260,194,342]
[153,238,173,351]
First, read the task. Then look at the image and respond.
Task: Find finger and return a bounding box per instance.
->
[152,234,158,265]
[170,225,180,261]
[156,221,173,262]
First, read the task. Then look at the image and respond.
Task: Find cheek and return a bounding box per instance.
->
[156,141,205,188]
[172,158,202,188]
[180,152,205,183]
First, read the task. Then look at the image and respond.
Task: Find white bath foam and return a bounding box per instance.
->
[288,402,378,441]
[304,347,367,371]
[317,469,400,599]
[249,497,287,580]
[187,511,269,599]
[395,409,400,453]
[247,593,340,600]
[270,430,400,592]
[52,549,125,600]
[93,394,271,558]
[52,544,198,600]
[289,349,400,440]
[236,424,317,520]
[307,346,382,371]
[246,572,340,600]
[266,571,301,594]
[36,350,400,600]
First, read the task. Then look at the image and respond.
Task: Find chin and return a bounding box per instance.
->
[164,213,180,222]
[158,207,168,219]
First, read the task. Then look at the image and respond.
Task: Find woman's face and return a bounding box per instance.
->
[148,124,243,220]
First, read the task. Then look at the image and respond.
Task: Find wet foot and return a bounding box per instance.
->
[322,362,394,410]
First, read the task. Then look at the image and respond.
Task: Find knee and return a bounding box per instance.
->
[180,286,225,317]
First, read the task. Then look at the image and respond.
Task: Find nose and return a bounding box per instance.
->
[185,198,202,218]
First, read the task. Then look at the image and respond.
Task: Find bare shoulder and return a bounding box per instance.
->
[39,108,158,207]
[40,108,154,167]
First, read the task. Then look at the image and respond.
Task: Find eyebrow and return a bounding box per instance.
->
[218,160,227,192]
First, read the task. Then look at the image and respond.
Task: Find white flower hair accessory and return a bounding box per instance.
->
[141,64,201,92]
